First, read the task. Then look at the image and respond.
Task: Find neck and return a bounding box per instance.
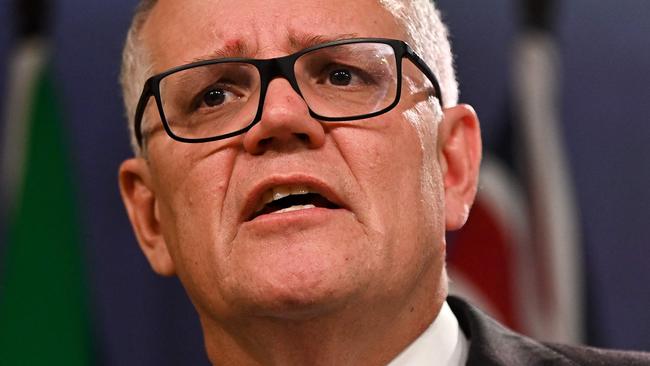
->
[200,269,447,366]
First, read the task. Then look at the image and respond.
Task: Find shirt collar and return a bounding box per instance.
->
[387,301,469,366]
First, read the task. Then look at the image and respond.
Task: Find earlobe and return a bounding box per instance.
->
[438,104,482,230]
[118,158,176,276]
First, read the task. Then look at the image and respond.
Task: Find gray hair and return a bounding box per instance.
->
[120,0,458,156]
[119,0,156,156]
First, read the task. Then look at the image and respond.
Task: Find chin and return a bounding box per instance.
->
[228,249,369,320]
[218,221,376,319]
[254,287,351,321]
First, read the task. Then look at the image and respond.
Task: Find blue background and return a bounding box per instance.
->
[1,1,648,364]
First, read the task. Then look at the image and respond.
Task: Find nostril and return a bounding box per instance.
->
[253,134,311,153]
[258,137,273,148]
[295,133,310,143]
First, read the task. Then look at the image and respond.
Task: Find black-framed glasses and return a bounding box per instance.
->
[133,38,443,147]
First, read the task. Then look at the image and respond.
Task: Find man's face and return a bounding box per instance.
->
[132,0,451,321]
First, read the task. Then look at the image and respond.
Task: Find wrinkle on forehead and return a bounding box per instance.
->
[285,31,361,52]
[189,31,362,64]
[189,39,253,62]
[143,0,405,66]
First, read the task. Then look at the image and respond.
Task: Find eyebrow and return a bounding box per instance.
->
[286,32,361,51]
[189,40,252,63]
[188,32,361,64]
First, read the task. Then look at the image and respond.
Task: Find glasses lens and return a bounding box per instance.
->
[159,62,260,139]
[295,42,397,118]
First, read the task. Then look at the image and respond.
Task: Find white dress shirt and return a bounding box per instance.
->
[387,301,469,366]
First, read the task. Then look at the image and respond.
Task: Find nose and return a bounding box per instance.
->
[242,79,326,155]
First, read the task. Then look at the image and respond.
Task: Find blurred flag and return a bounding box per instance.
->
[447,157,535,334]
[448,0,584,344]
[0,1,93,364]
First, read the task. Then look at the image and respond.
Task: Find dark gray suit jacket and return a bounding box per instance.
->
[447,296,650,365]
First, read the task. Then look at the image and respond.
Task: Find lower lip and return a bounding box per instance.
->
[245,206,345,225]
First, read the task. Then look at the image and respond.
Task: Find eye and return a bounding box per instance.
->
[190,81,246,113]
[203,88,229,107]
[329,69,353,86]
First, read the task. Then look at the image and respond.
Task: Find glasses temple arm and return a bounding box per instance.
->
[133,80,154,148]
[404,46,444,107]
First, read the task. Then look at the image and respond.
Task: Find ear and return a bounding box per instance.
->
[437,104,482,230]
[118,158,176,276]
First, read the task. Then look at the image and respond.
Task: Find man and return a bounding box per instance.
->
[117,0,650,364]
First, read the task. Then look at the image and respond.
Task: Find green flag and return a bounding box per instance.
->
[0,39,92,365]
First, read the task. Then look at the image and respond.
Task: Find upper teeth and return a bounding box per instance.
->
[260,185,313,207]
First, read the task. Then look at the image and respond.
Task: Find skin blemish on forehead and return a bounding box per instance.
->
[189,31,369,67]
[224,38,243,50]
[189,31,362,65]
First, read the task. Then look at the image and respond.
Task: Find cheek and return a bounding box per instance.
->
[332,112,440,239]
[332,119,445,292]
[402,97,445,215]
[150,147,238,273]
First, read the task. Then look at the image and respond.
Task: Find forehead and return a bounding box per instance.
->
[141,0,406,71]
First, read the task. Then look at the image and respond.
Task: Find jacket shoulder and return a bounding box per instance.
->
[546,343,650,366]
[447,296,650,366]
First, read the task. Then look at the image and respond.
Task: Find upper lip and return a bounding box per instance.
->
[241,174,347,222]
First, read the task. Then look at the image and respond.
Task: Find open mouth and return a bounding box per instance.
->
[249,186,340,221]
